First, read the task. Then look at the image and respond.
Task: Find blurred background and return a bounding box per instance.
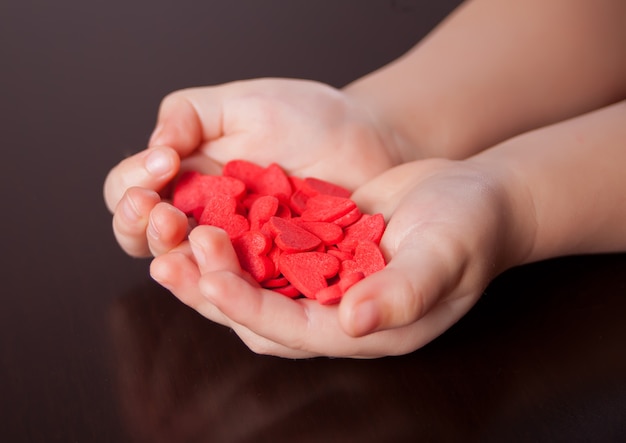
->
[1,1,625,442]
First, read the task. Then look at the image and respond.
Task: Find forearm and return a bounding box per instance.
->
[344,0,626,161]
[472,100,626,264]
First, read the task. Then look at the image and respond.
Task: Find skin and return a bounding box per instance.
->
[104,79,401,257]
[345,0,626,159]
[104,0,626,358]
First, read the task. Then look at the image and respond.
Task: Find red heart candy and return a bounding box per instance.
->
[173,171,246,219]
[254,163,293,201]
[338,213,385,252]
[278,252,340,299]
[291,219,344,245]
[332,206,362,228]
[268,216,322,253]
[326,248,354,262]
[315,284,344,305]
[316,270,365,305]
[248,195,279,231]
[301,177,351,198]
[353,240,386,276]
[338,271,365,292]
[172,159,388,305]
[198,193,249,239]
[301,194,357,222]
[232,230,274,283]
[262,276,289,288]
[222,159,265,189]
[289,189,310,215]
[273,284,301,298]
[339,259,361,278]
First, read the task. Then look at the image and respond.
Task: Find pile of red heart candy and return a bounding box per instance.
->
[172,160,386,305]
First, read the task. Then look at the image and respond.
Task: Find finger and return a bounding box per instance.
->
[156,229,311,357]
[148,82,302,170]
[112,187,161,257]
[186,225,321,357]
[104,145,180,212]
[148,87,223,156]
[338,234,470,337]
[150,242,230,327]
[197,270,430,358]
[146,202,190,256]
[187,225,242,276]
[227,324,317,359]
[205,267,479,358]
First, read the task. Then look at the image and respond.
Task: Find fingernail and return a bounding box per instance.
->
[144,148,172,176]
[351,300,380,335]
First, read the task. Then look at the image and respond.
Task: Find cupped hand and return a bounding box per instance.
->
[150,159,535,358]
[103,78,401,257]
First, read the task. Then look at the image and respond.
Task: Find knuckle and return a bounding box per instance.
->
[397,272,427,324]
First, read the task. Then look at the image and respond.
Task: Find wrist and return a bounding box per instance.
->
[342,53,486,163]
[466,155,539,272]
[342,72,431,164]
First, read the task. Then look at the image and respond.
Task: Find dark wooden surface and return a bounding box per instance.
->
[1,1,625,442]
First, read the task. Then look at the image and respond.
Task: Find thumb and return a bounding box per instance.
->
[148,87,223,157]
[338,238,467,337]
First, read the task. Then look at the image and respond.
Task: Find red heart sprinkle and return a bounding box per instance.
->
[332,206,362,228]
[338,271,365,292]
[339,259,361,278]
[301,177,351,198]
[338,213,385,252]
[222,159,265,189]
[171,160,388,305]
[198,193,249,239]
[278,252,340,299]
[326,248,354,262]
[291,219,344,245]
[315,284,344,305]
[268,216,322,253]
[254,163,293,201]
[288,189,310,215]
[301,194,357,222]
[232,230,274,282]
[248,195,279,231]
[273,284,301,298]
[353,240,386,276]
[262,276,289,288]
[173,171,246,219]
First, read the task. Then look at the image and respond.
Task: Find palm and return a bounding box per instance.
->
[178,79,397,191]
[174,159,508,357]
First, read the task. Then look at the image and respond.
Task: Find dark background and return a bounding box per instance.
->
[1,1,625,442]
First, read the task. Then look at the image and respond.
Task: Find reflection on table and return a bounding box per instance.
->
[108,254,626,442]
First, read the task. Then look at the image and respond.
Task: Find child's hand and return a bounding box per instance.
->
[103,78,401,257]
[149,159,535,358]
